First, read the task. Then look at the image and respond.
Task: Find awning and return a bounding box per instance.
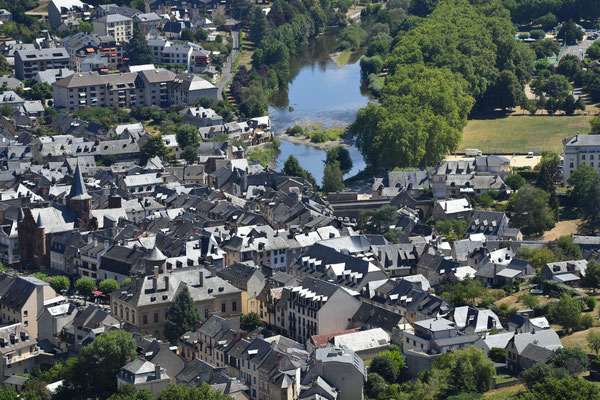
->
[92,290,103,296]
[86,48,94,52]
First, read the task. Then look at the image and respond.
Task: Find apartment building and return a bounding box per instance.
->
[281,277,361,343]
[563,134,600,182]
[14,48,70,80]
[48,0,94,29]
[53,68,218,111]
[0,323,41,380]
[93,14,133,43]
[0,273,59,340]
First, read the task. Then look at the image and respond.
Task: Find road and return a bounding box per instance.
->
[560,38,597,61]
[216,28,240,100]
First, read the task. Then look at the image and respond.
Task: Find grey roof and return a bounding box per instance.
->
[15,47,69,61]
[414,318,455,332]
[433,334,480,347]
[145,245,167,261]
[67,162,91,200]
[512,329,562,354]
[520,343,555,364]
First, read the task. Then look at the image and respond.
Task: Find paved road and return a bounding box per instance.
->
[560,38,597,61]
[216,29,240,100]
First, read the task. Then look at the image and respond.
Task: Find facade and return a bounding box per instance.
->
[302,346,366,400]
[53,69,218,112]
[0,274,59,340]
[0,323,41,380]
[14,48,70,80]
[281,277,361,343]
[48,0,94,29]
[117,359,170,395]
[93,14,133,43]
[563,134,600,182]
[110,264,242,339]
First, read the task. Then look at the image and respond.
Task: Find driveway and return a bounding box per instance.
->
[216,28,240,100]
[560,38,597,61]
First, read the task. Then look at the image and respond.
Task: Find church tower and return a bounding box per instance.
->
[67,162,92,229]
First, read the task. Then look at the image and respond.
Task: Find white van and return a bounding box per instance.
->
[465,148,482,156]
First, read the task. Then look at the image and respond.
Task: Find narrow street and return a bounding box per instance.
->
[216,28,240,100]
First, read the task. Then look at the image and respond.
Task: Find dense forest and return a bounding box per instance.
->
[349,0,535,170]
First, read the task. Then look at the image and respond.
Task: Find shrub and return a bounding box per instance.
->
[580,313,594,330]
[587,296,597,311]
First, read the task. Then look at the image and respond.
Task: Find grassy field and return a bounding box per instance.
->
[458,115,593,154]
[335,49,352,67]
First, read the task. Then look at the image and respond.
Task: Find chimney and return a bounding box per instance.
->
[199,270,204,287]
[164,275,169,290]
[155,363,161,380]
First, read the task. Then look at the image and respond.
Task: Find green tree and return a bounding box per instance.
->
[586,296,597,311]
[157,383,231,400]
[122,278,132,287]
[80,330,137,397]
[370,353,398,383]
[508,185,555,236]
[30,272,47,281]
[587,330,600,356]
[75,278,97,300]
[558,20,583,45]
[325,146,353,174]
[182,145,198,164]
[29,82,53,100]
[553,235,582,261]
[530,39,561,59]
[180,28,194,41]
[360,204,398,234]
[493,70,524,110]
[505,174,525,191]
[164,286,201,343]
[583,260,600,292]
[0,54,9,74]
[567,164,597,207]
[365,373,387,399]
[524,376,599,400]
[591,116,600,134]
[175,124,200,149]
[516,246,557,269]
[99,279,120,295]
[108,384,154,400]
[49,275,70,295]
[322,161,344,193]
[549,346,589,374]
[383,228,405,244]
[487,347,505,363]
[240,312,261,331]
[520,293,539,309]
[195,28,208,41]
[126,23,155,65]
[249,7,270,45]
[141,135,170,163]
[283,155,304,178]
[580,175,600,233]
[549,294,582,334]
[533,13,557,30]
[523,363,568,389]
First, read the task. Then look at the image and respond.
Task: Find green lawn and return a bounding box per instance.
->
[459,115,593,154]
[335,49,352,66]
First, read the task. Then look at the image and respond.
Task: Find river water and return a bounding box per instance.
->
[269,31,369,184]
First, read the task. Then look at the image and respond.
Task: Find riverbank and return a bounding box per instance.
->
[277,131,351,150]
[330,49,353,67]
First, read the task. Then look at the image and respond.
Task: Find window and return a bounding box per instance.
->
[23,311,27,317]
[221,303,226,313]
[154,312,158,323]
[142,314,147,324]
[232,302,237,312]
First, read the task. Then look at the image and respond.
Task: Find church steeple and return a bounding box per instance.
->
[67,162,91,201]
[67,161,93,229]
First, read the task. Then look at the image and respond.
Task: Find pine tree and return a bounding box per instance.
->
[126,23,155,65]
[322,161,344,193]
[164,286,201,343]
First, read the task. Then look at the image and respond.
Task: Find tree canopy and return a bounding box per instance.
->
[164,286,201,343]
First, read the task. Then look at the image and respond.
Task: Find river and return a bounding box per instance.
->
[268,30,369,184]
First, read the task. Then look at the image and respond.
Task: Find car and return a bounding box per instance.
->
[527,152,534,158]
